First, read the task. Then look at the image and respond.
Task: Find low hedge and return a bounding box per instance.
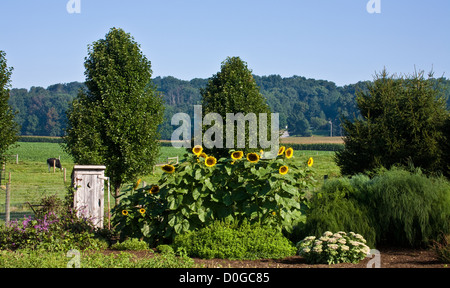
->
[18,136,64,143]
[172,220,297,260]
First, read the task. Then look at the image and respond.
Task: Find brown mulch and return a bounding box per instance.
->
[193,247,446,268]
[122,246,448,268]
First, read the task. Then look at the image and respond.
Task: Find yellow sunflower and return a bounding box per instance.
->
[149,185,160,194]
[307,157,314,167]
[285,148,294,159]
[161,164,175,174]
[247,152,260,163]
[278,146,286,156]
[122,210,129,216]
[139,208,146,214]
[199,152,208,158]
[279,166,289,175]
[205,156,217,167]
[192,145,203,156]
[231,151,244,161]
[133,179,142,190]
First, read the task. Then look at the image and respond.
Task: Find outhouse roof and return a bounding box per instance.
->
[73,165,107,171]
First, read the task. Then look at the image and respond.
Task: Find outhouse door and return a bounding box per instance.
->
[72,165,106,229]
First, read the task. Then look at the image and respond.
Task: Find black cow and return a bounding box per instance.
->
[47,158,62,172]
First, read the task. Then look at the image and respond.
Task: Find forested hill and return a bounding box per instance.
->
[9,75,450,140]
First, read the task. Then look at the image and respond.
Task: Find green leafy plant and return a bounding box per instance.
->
[173,220,297,260]
[112,146,316,244]
[156,244,175,255]
[0,249,196,268]
[296,231,371,265]
[111,238,149,251]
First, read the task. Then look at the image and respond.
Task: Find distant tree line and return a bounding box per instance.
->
[9,82,85,136]
[8,75,450,139]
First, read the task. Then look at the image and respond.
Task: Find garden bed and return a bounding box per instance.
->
[113,247,446,268]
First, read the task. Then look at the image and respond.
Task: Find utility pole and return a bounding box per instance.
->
[329,121,333,137]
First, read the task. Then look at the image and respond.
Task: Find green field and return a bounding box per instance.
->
[1,142,340,223]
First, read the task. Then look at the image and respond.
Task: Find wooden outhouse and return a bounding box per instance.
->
[72,165,107,229]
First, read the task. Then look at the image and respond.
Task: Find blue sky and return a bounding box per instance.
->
[1,0,449,89]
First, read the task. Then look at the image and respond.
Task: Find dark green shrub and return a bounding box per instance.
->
[296,175,376,247]
[336,70,449,177]
[441,117,450,178]
[18,136,63,143]
[172,221,297,260]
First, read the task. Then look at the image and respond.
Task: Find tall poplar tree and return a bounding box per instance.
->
[200,57,272,158]
[0,51,19,158]
[64,28,164,204]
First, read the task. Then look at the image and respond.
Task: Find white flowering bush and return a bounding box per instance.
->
[296,231,371,265]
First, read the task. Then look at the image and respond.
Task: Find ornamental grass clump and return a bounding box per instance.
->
[296,231,371,265]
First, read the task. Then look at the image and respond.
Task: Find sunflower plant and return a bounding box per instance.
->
[112,145,316,244]
[222,146,316,233]
[111,181,166,243]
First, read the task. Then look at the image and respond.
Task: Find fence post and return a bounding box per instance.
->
[5,172,11,225]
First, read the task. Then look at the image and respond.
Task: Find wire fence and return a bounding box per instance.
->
[0,149,337,225]
[0,150,183,225]
[0,172,69,224]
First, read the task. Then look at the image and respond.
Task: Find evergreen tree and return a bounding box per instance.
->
[0,51,19,157]
[441,117,450,178]
[200,57,272,158]
[335,69,449,176]
[64,28,164,204]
